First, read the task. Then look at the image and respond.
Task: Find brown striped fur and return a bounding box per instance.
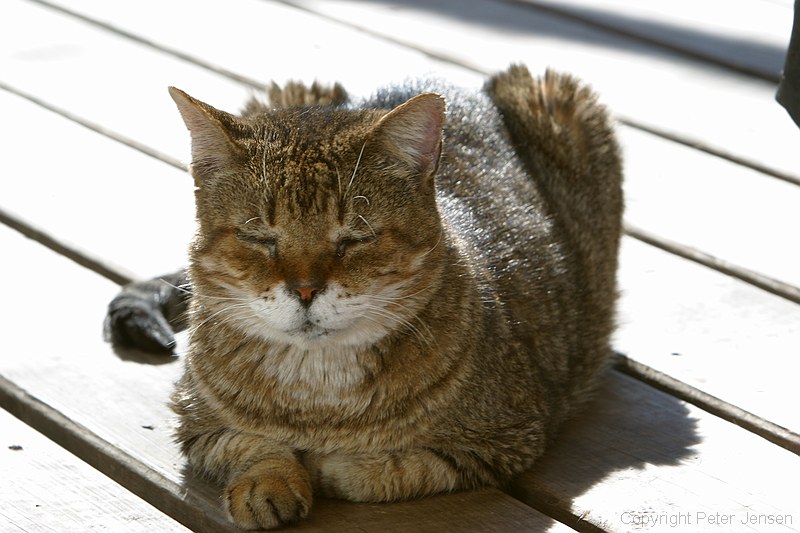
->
[168,65,623,529]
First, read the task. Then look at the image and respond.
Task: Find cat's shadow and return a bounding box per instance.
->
[176,368,699,532]
[110,344,179,366]
[510,367,701,528]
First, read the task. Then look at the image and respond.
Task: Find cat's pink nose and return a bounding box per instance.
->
[293,286,320,303]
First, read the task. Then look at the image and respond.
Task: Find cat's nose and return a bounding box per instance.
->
[291,285,321,306]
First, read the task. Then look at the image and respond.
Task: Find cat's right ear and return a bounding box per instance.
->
[372,93,445,185]
[168,87,244,183]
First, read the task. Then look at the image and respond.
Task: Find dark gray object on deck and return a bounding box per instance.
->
[777,0,800,127]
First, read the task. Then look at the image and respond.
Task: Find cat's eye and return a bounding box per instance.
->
[336,236,374,258]
[236,229,277,257]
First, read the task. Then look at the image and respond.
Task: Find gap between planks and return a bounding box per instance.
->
[0,408,190,532]
[625,223,800,305]
[0,79,185,172]
[22,0,800,188]
[0,205,135,286]
[612,353,800,456]
[23,0,267,90]
[0,375,239,533]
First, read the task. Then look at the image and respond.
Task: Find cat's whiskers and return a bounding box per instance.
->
[160,278,263,325]
[187,282,264,342]
[356,214,377,238]
[416,229,444,260]
[382,301,435,347]
[227,309,271,336]
[360,302,434,349]
[367,291,421,314]
[159,279,192,295]
[187,301,256,344]
[356,314,397,342]
[196,292,257,303]
[343,141,367,204]
[368,282,434,302]
[355,278,437,345]
[189,280,258,303]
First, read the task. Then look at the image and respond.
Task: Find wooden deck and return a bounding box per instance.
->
[1,0,798,531]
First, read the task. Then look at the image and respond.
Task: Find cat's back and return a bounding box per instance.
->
[362,66,623,409]
[360,76,558,259]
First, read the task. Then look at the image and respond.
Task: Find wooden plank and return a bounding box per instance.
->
[289,489,569,532]
[513,370,800,532]
[0,408,190,532]
[12,0,798,289]
[615,238,800,436]
[619,126,800,289]
[25,0,484,94]
[0,89,196,280]
[510,0,792,81]
[0,226,568,532]
[0,0,253,163]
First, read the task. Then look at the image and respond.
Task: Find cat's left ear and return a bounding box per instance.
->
[372,93,445,183]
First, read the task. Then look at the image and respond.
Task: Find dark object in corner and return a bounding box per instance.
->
[777,0,800,127]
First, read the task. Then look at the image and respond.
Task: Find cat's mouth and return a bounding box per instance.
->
[295,320,332,340]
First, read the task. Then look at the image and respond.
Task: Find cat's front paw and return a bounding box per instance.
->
[224,459,313,530]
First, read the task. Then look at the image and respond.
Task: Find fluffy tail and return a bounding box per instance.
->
[486,65,624,403]
[242,81,348,115]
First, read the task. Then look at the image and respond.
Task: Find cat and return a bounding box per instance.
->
[105,65,623,530]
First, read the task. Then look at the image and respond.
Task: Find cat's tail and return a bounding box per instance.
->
[485,65,624,406]
[242,81,349,115]
[267,80,349,107]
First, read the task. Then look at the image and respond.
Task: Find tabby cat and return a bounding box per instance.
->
[106,65,623,530]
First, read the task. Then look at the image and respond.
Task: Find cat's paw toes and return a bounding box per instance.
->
[224,462,313,530]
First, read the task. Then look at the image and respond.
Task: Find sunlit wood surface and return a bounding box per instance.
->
[1,1,798,531]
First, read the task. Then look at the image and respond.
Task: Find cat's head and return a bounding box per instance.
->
[170,86,446,351]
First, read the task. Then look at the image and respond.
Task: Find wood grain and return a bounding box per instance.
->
[513,371,800,532]
[25,0,800,181]
[0,407,190,533]
[619,126,800,290]
[615,238,800,435]
[0,88,195,280]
